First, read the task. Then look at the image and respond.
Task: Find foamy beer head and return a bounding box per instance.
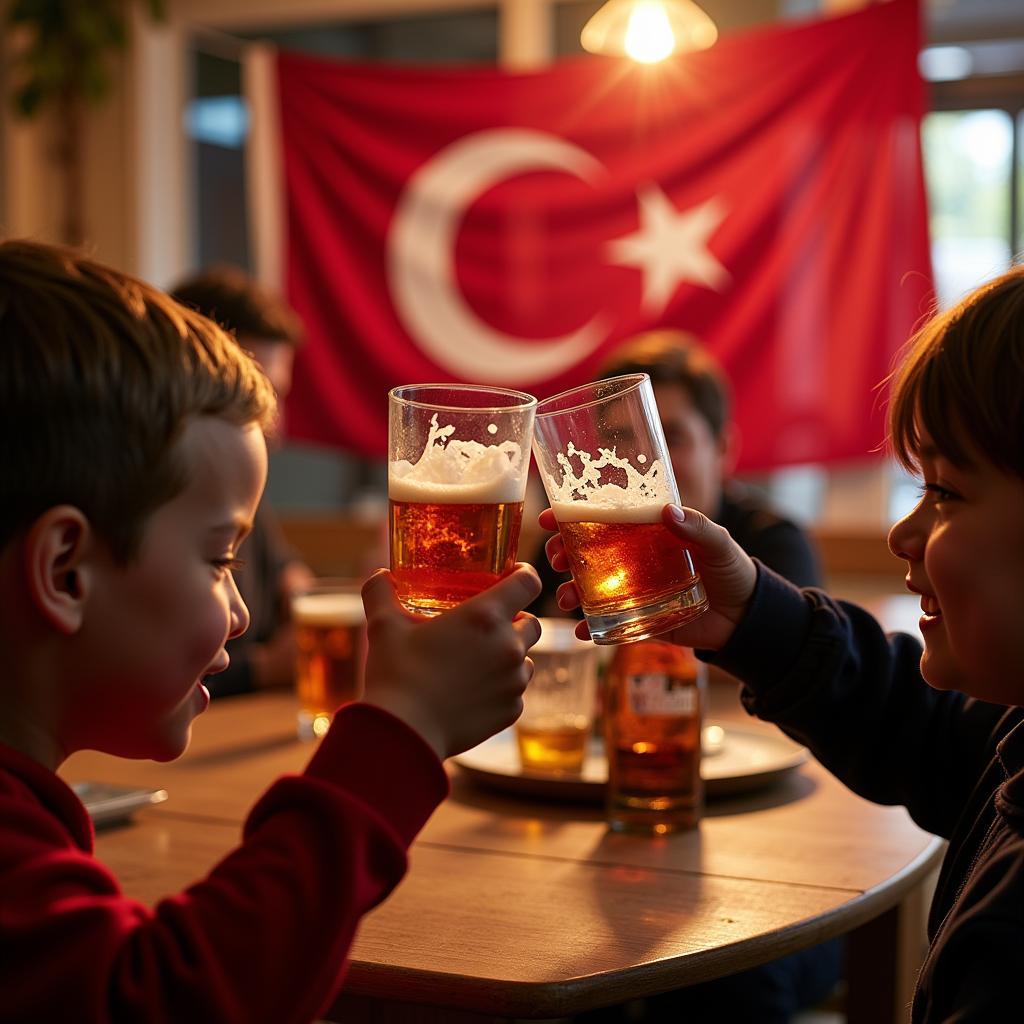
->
[292,587,366,740]
[533,375,707,643]
[388,384,536,616]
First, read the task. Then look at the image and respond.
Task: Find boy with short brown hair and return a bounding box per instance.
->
[0,239,541,1022]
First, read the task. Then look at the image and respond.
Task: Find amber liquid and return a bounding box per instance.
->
[295,620,365,738]
[604,640,703,833]
[557,520,699,615]
[389,499,523,614]
[516,716,590,774]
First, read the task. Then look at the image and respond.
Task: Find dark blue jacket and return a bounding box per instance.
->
[711,564,1024,1022]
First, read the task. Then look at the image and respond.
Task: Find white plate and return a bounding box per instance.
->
[73,782,168,827]
[453,722,807,802]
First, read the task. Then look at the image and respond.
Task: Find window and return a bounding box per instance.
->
[889,46,1024,523]
[923,109,1014,309]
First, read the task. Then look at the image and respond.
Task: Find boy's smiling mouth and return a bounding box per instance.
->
[906,582,942,624]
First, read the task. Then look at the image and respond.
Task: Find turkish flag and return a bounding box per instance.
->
[273,0,931,470]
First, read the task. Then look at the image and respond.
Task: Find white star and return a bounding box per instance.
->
[606,184,730,316]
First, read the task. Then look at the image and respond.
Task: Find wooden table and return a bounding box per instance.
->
[63,665,942,1023]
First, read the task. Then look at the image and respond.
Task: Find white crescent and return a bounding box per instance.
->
[387,128,610,385]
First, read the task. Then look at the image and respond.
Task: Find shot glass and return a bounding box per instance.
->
[388,384,537,616]
[532,373,707,644]
[292,579,366,740]
[516,619,599,775]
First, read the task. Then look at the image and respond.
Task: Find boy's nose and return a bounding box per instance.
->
[887,506,925,563]
[228,575,251,639]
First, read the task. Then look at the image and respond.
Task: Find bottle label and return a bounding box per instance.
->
[626,674,698,716]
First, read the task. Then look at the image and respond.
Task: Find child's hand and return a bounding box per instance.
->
[539,504,756,651]
[359,565,543,760]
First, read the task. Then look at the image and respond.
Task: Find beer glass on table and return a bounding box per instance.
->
[292,580,366,739]
[532,374,707,644]
[388,384,537,616]
[515,618,599,775]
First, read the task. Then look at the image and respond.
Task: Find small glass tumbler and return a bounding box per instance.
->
[292,579,366,740]
[516,619,599,775]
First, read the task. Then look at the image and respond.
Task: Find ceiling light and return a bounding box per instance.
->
[581,0,718,64]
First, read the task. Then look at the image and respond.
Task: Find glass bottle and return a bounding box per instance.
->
[604,638,703,834]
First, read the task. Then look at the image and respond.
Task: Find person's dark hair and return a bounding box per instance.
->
[889,265,1024,477]
[596,329,731,439]
[171,266,304,347]
[0,240,276,561]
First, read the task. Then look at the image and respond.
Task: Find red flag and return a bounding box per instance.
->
[275,0,931,471]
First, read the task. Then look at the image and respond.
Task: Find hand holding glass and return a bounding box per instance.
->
[388,384,536,616]
[532,374,707,644]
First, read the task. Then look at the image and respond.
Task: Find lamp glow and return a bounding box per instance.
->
[581,0,718,63]
[625,3,675,64]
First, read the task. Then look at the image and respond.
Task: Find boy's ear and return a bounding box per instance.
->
[24,506,95,635]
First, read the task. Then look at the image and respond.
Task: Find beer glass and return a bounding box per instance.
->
[388,384,537,616]
[292,580,366,739]
[516,619,599,775]
[532,373,707,644]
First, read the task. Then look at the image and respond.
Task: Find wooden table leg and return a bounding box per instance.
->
[846,905,900,1024]
[845,868,935,1024]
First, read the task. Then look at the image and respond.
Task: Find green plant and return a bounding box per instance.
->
[5,0,165,243]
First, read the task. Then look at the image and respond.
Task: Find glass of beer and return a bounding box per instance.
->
[516,619,599,775]
[532,373,707,644]
[388,384,537,616]
[292,579,366,739]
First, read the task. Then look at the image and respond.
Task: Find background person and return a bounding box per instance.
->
[171,268,314,697]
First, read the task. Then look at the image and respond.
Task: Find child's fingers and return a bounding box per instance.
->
[544,534,568,571]
[537,507,558,531]
[512,611,543,650]
[663,503,712,544]
[661,504,729,556]
[360,568,406,628]
[556,580,581,611]
[462,563,542,621]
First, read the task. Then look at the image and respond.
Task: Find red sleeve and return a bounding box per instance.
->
[0,703,448,1023]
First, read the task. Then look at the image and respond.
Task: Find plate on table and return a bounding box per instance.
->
[453,723,807,803]
[73,782,168,828]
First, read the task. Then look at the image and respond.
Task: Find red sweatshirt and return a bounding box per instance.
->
[0,703,448,1023]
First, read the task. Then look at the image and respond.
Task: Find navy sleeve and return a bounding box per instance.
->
[707,563,1006,839]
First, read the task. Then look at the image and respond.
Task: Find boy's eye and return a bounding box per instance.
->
[212,556,245,574]
[917,482,957,504]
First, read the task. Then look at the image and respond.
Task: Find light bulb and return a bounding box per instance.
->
[581,0,718,62]
[624,3,675,64]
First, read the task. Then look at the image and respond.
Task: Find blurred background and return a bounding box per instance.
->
[2,0,1022,600]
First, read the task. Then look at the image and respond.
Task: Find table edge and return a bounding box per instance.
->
[335,835,946,1018]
